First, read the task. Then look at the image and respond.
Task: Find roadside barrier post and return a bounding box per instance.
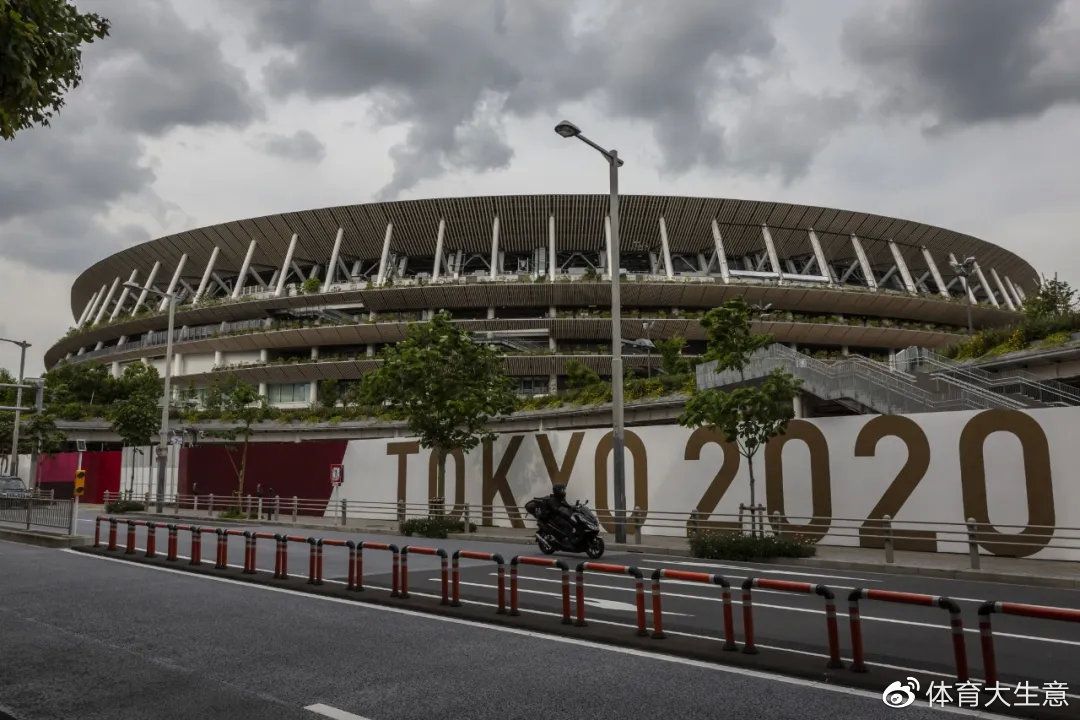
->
[356,542,401,596]
[292,496,298,523]
[145,522,157,558]
[575,562,647,636]
[450,551,506,612]
[883,514,894,564]
[193,496,199,513]
[979,601,1080,684]
[340,499,347,526]
[741,578,841,668]
[257,498,263,520]
[509,556,571,623]
[215,528,228,569]
[966,518,981,570]
[273,496,280,521]
[93,516,103,547]
[189,526,202,566]
[107,517,118,551]
[125,520,137,554]
[307,538,318,584]
[315,539,325,585]
[272,534,286,578]
[650,569,736,649]
[166,524,178,560]
[400,545,449,603]
[848,589,968,681]
[208,493,214,515]
[771,511,783,539]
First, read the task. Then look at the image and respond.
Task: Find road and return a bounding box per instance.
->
[0,540,1013,720]
[68,511,1080,690]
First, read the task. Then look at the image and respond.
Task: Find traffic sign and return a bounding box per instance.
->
[330,464,344,487]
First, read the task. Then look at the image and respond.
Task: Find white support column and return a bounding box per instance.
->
[83,284,108,326]
[659,217,674,279]
[231,240,258,299]
[110,269,140,321]
[93,277,121,325]
[604,216,614,279]
[711,219,730,283]
[375,222,394,286]
[761,224,783,283]
[275,234,298,297]
[548,214,556,282]
[850,235,877,290]
[158,254,188,310]
[131,261,161,316]
[1015,282,1028,301]
[76,290,99,327]
[921,247,950,298]
[972,261,998,307]
[213,350,223,368]
[1003,275,1024,308]
[193,247,219,303]
[489,216,500,279]
[989,267,1015,310]
[322,228,344,292]
[888,241,917,294]
[431,218,446,281]
[807,229,834,284]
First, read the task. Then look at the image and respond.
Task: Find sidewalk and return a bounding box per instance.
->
[107,509,1080,590]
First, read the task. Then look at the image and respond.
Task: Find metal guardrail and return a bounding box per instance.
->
[107,491,1080,567]
[0,496,77,533]
[897,346,1080,408]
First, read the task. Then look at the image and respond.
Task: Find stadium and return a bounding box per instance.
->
[46,194,1035,410]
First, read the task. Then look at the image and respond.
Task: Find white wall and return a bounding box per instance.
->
[224,351,261,366]
[333,407,1080,560]
[117,445,180,499]
[182,352,215,375]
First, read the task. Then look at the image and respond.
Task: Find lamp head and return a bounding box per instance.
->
[554,120,581,138]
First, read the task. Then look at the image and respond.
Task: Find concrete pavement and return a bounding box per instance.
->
[0,540,1017,720]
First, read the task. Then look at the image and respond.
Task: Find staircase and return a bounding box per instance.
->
[694,344,1067,415]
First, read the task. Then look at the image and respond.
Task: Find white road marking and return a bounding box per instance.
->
[304,703,372,720]
[495,573,1080,647]
[646,558,878,583]
[449,580,691,616]
[61,550,1022,716]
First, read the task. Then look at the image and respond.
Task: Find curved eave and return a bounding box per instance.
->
[69,194,1039,317]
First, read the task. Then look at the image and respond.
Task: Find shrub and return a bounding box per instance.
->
[400,515,477,538]
[689,530,816,561]
[105,500,146,514]
[217,508,250,520]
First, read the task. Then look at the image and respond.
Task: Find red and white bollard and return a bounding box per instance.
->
[145,522,157,558]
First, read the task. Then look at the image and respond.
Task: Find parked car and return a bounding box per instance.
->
[0,476,29,508]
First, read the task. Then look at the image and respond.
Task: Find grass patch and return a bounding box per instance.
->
[400,516,478,539]
[104,500,146,514]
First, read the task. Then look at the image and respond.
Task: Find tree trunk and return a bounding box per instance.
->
[746,451,757,537]
[435,445,445,517]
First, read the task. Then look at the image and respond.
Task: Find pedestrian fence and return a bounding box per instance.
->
[848,589,968,681]
[105,491,1080,566]
[93,515,1078,683]
[0,496,77,534]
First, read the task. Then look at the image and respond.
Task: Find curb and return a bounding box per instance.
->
[0,527,90,548]
[106,513,1080,590]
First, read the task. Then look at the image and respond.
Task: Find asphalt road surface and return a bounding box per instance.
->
[0,540,1022,720]
[68,513,1080,690]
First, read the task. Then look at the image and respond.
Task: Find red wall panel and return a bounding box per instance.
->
[36,451,121,503]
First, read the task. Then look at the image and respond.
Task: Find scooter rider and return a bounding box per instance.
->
[541,484,574,533]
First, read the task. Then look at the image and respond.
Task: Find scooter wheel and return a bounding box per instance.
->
[585,536,605,559]
[539,542,556,555]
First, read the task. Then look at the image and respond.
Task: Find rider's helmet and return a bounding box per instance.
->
[551,484,567,501]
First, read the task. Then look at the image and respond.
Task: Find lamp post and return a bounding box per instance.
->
[0,337,31,477]
[949,256,977,334]
[554,119,629,543]
[124,282,176,512]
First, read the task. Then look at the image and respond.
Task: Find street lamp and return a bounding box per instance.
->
[949,256,977,334]
[554,119,629,543]
[123,282,176,512]
[0,337,31,476]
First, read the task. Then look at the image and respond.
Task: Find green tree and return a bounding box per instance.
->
[700,300,771,379]
[0,0,110,140]
[0,410,66,456]
[42,360,119,417]
[361,312,516,505]
[203,376,269,500]
[1024,276,1075,320]
[656,336,691,376]
[565,359,602,389]
[680,300,801,534]
[108,363,161,448]
[318,379,340,410]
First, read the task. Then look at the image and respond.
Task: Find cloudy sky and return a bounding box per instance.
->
[2,0,1079,374]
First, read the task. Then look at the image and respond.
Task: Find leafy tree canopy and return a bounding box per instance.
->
[1024,276,1076,321]
[108,363,161,447]
[0,0,110,140]
[362,312,516,453]
[656,336,691,376]
[700,299,771,375]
